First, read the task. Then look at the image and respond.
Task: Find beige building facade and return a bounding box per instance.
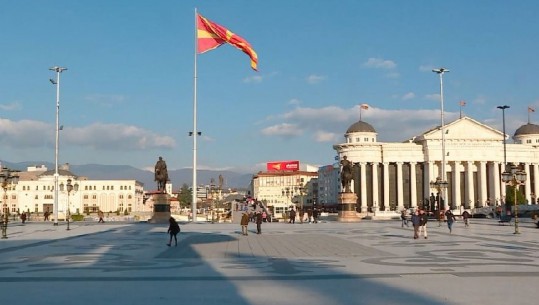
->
[333,116,539,213]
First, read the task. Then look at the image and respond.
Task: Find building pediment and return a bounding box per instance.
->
[414,117,504,143]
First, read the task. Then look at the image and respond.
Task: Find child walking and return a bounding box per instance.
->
[167,217,181,247]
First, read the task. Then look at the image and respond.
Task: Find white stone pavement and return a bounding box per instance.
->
[0,218,538,305]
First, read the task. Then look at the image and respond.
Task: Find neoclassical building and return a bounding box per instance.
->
[3,164,145,218]
[333,116,539,212]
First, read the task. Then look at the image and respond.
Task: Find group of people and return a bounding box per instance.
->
[289,208,319,224]
[241,211,263,235]
[403,208,472,239]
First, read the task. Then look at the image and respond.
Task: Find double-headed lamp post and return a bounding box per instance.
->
[0,167,19,239]
[430,176,449,212]
[501,164,526,234]
[61,178,78,230]
[50,66,67,226]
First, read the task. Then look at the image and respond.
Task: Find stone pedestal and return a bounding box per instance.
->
[148,193,171,224]
[338,192,361,222]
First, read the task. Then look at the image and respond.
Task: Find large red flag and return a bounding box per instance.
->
[197,13,258,71]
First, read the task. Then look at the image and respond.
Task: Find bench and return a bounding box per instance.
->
[499,215,512,225]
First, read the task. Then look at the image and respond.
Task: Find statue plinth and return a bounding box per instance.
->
[149,193,171,224]
[338,192,361,222]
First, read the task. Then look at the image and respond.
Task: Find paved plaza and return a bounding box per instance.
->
[0,217,537,305]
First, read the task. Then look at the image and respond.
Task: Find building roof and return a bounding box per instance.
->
[39,169,78,178]
[514,123,539,136]
[346,120,376,134]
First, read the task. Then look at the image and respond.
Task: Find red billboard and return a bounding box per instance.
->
[267,160,300,172]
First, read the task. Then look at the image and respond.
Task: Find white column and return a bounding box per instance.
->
[424,162,432,204]
[525,163,532,205]
[410,162,417,209]
[453,161,461,208]
[383,162,390,210]
[360,162,368,212]
[534,164,539,204]
[466,161,475,209]
[396,162,404,211]
[372,163,379,211]
[497,162,504,202]
[479,161,487,207]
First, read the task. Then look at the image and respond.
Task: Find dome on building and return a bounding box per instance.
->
[514,123,539,137]
[346,120,376,134]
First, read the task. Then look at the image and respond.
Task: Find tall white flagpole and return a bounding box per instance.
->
[191,8,199,222]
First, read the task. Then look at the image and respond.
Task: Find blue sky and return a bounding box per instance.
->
[1,1,538,173]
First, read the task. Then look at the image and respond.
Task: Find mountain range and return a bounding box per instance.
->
[0,161,254,191]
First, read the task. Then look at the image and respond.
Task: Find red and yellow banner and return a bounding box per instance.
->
[197,13,258,71]
[267,161,300,172]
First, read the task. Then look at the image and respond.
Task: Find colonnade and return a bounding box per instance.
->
[354,161,538,212]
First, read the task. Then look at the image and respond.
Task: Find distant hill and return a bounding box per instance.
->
[0,161,253,190]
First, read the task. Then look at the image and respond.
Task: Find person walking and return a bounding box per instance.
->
[256,211,263,234]
[240,212,249,236]
[289,209,296,224]
[97,210,105,223]
[411,210,421,239]
[445,210,457,234]
[167,217,181,246]
[401,210,409,227]
[419,209,428,239]
[312,208,319,223]
[462,210,471,227]
[299,208,305,224]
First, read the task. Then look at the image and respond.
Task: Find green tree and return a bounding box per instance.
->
[178,183,192,208]
[505,185,526,207]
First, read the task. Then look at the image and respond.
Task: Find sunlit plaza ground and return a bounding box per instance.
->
[0,217,537,305]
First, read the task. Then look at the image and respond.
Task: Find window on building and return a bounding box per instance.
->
[84,195,89,199]
[92,195,97,199]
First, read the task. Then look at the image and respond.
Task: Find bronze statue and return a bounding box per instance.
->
[340,156,353,193]
[154,156,169,192]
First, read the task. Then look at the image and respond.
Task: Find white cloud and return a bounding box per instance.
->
[261,123,303,137]
[306,74,327,84]
[259,105,465,144]
[314,130,339,142]
[0,101,22,111]
[363,57,397,70]
[289,98,302,105]
[402,92,416,100]
[0,118,175,151]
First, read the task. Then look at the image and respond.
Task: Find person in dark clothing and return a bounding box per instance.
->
[445,210,457,234]
[462,210,471,227]
[167,217,181,246]
[256,212,263,234]
[289,209,296,224]
[312,209,319,223]
[411,210,421,239]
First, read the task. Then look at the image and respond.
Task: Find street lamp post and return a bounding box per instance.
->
[501,164,526,234]
[0,167,19,239]
[430,177,448,224]
[432,68,449,212]
[497,105,510,168]
[50,66,67,226]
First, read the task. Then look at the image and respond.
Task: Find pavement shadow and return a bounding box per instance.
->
[0,222,449,305]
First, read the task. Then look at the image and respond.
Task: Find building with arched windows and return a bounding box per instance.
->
[5,164,145,218]
[333,116,539,213]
